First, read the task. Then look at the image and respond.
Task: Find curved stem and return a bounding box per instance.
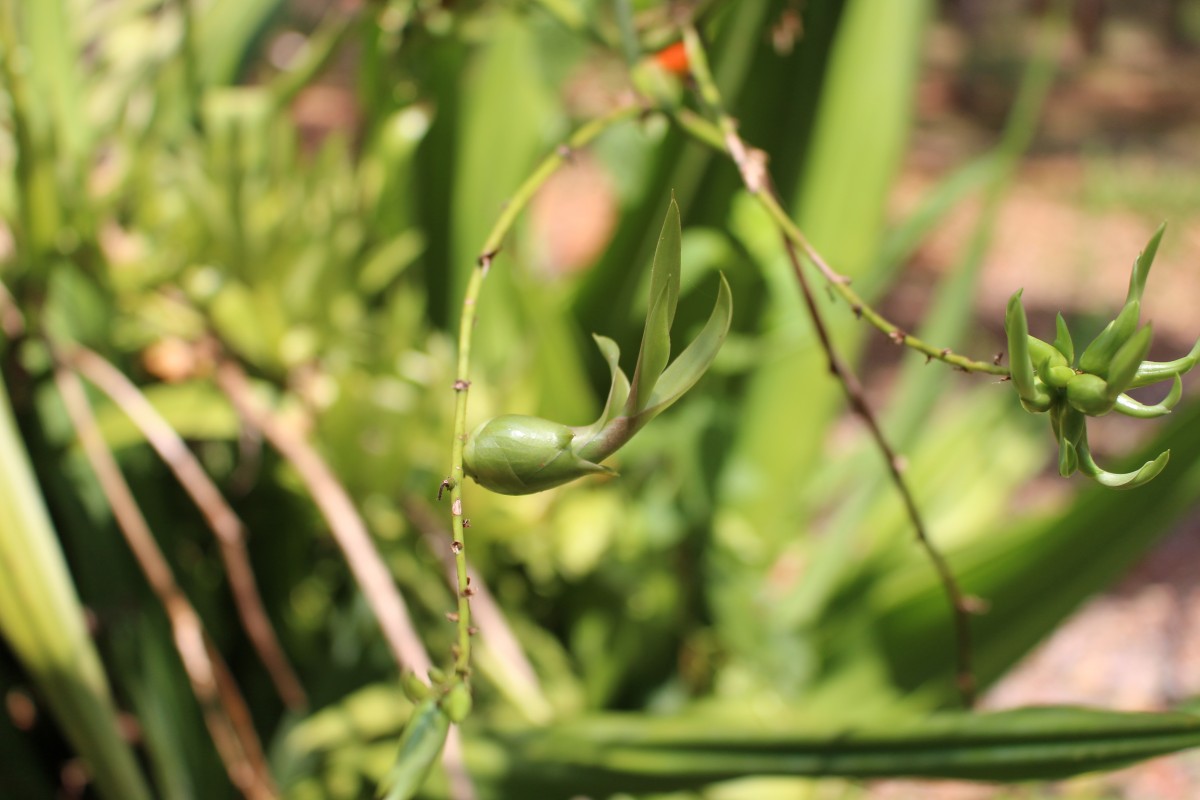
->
[670,107,1008,377]
[446,103,641,680]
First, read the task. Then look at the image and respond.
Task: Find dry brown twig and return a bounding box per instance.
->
[214,358,434,679]
[54,365,278,800]
[65,345,308,711]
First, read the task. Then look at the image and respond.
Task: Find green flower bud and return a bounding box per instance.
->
[400,671,432,703]
[1065,373,1114,416]
[1043,365,1076,390]
[463,415,613,496]
[440,682,472,724]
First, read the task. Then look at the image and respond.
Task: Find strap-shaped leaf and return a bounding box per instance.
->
[483,705,1200,788]
[626,198,682,414]
[635,273,732,422]
[1126,221,1166,305]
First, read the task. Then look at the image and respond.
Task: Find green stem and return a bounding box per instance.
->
[447,103,640,681]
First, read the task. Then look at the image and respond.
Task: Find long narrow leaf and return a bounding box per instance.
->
[474,706,1200,797]
[0,374,152,800]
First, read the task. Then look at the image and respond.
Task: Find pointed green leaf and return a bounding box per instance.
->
[627,285,673,414]
[1126,222,1166,305]
[637,273,733,421]
[626,199,683,413]
[1053,313,1074,365]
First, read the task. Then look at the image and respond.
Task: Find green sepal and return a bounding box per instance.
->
[376,698,451,800]
[1104,324,1153,401]
[1131,336,1200,389]
[1114,374,1182,419]
[1052,312,1074,365]
[1126,222,1166,305]
[1078,299,1140,379]
[627,197,682,414]
[1076,440,1170,490]
[1005,290,1051,412]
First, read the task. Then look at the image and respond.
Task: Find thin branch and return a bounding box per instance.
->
[65,345,307,711]
[214,358,433,679]
[779,233,978,705]
[680,25,978,705]
[446,102,641,680]
[53,365,278,799]
[669,107,1008,377]
[402,496,551,723]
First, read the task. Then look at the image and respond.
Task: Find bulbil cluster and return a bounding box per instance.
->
[1005,224,1200,488]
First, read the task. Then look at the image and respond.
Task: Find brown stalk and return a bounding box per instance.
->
[213,358,433,679]
[54,366,278,799]
[681,23,977,706]
[65,345,307,711]
[777,232,977,706]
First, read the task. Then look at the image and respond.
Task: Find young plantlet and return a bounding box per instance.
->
[464,198,732,495]
[1004,223,1199,489]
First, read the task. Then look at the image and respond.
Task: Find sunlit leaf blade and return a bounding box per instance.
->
[1126,221,1166,305]
[0,375,153,800]
[479,706,1200,795]
[376,699,450,800]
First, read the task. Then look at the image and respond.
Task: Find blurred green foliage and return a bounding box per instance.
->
[1,1,1199,798]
